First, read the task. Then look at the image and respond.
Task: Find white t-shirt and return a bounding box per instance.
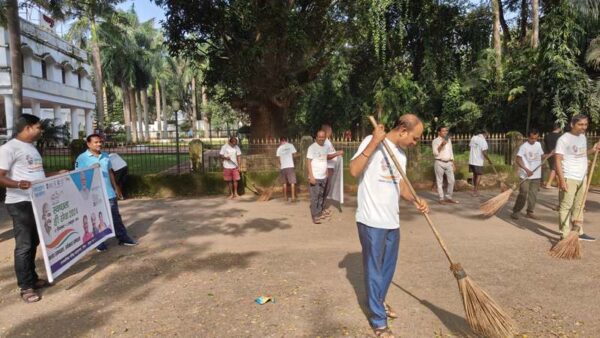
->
[276,143,297,169]
[324,139,337,169]
[352,136,406,229]
[307,143,329,179]
[517,141,544,179]
[0,138,46,204]
[219,143,242,169]
[469,134,488,166]
[109,153,127,171]
[555,133,588,181]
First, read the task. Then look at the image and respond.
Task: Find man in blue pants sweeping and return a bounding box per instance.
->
[349,114,428,337]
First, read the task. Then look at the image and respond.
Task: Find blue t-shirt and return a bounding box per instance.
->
[75,150,116,199]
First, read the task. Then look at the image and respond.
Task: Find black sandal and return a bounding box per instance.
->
[373,326,394,338]
[34,279,52,290]
[20,288,41,303]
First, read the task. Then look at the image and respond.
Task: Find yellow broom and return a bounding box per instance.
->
[368,116,515,338]
[550,149,599,259]
[480,155,554,217]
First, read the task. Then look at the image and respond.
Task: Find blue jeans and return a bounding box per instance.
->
[357,222,400,328]
[97,198,131,249]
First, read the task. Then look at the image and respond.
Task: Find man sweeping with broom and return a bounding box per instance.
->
[555,114,600,242]
[510,129,546,220]
[349,114,428,337]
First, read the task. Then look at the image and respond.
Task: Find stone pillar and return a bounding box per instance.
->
[31,99,41,117]
[70,108,80,140]
[84,109,94,136]
[53,104,63,125]
[4,95,13,137]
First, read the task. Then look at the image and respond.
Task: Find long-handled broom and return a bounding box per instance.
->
[480,154,555,217]
[550,149,599,259]
[368,116,515,337]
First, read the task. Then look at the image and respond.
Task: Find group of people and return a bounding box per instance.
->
[218,124,344,225]
[0,114,138,303]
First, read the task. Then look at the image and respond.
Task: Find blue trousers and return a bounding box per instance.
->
[97,198,131,249]
[357,222,400,329]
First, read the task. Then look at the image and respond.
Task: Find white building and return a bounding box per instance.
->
[0,17,96,140]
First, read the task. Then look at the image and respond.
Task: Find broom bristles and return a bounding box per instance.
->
[480,188,514,217]
[549,230,581,259]
[451,263,515,337]
[458,276,516,338]
[258,186,275,201]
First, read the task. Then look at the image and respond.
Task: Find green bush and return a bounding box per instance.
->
[69,139,88,166]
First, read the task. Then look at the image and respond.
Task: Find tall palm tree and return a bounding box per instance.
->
[63,0,125,131]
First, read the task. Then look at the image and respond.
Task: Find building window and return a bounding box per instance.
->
[41,60,47,79]
[62,68,66,84]
[77,73,82,88]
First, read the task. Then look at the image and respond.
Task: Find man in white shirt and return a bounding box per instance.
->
[349,114,428,337]
[555,115,600,241]
[0,114,66,303]
[468,130,492,196]
[432,126,458,204]
[276,137,297,201]
[219,137,242,199]
[307,130,338,223]
[511,129,546,220]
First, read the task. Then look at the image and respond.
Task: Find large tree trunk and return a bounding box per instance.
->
[120,83,132,143]
[102,85,109,131]
[492,0,503,78]
[135,90,144,142]
[6,0,23,124]
[141,88,150,140]
[128,88,138,142]
[160,80,168,137]
[519,0,529,44]
[154,80,161,138]
[497,0,511,46]
[531,0,539,48]
[247,101,286,143]
[191,76,198,134]
[90,20,105,130]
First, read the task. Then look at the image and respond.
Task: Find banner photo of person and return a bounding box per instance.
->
[30,164,115,283]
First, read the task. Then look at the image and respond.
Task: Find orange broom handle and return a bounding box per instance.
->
[574,149,599,222]
[367,116,456,266]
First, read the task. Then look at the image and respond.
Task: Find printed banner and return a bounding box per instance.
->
[30,164,115,283]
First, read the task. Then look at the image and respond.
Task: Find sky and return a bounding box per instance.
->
[117,0,166,26]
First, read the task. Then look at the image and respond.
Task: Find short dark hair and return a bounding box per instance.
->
[229,136,238,143]
[529,128,539,136]
[392,114,422,131]
[15,114,40,133]
[86,134,103,143]
[571,114,588,125]
[437,125,448,132]
[280,136,287,142]
[553,121,562,130]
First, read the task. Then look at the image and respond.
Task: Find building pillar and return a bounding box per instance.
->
[53,104,63,125]
[31,99,41,117]
[84,109,94,136]
[70,108,80,140]
[4,95,13,137]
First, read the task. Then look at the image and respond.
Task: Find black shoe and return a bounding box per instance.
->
[118,237,138,246]
[579,234,596,242]
[96,243,108,252]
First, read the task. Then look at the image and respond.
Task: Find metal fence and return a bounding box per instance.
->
[39,132,600,176]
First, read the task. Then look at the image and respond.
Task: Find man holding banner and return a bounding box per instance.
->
[75,134,138,251]
[0,114,65,303]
